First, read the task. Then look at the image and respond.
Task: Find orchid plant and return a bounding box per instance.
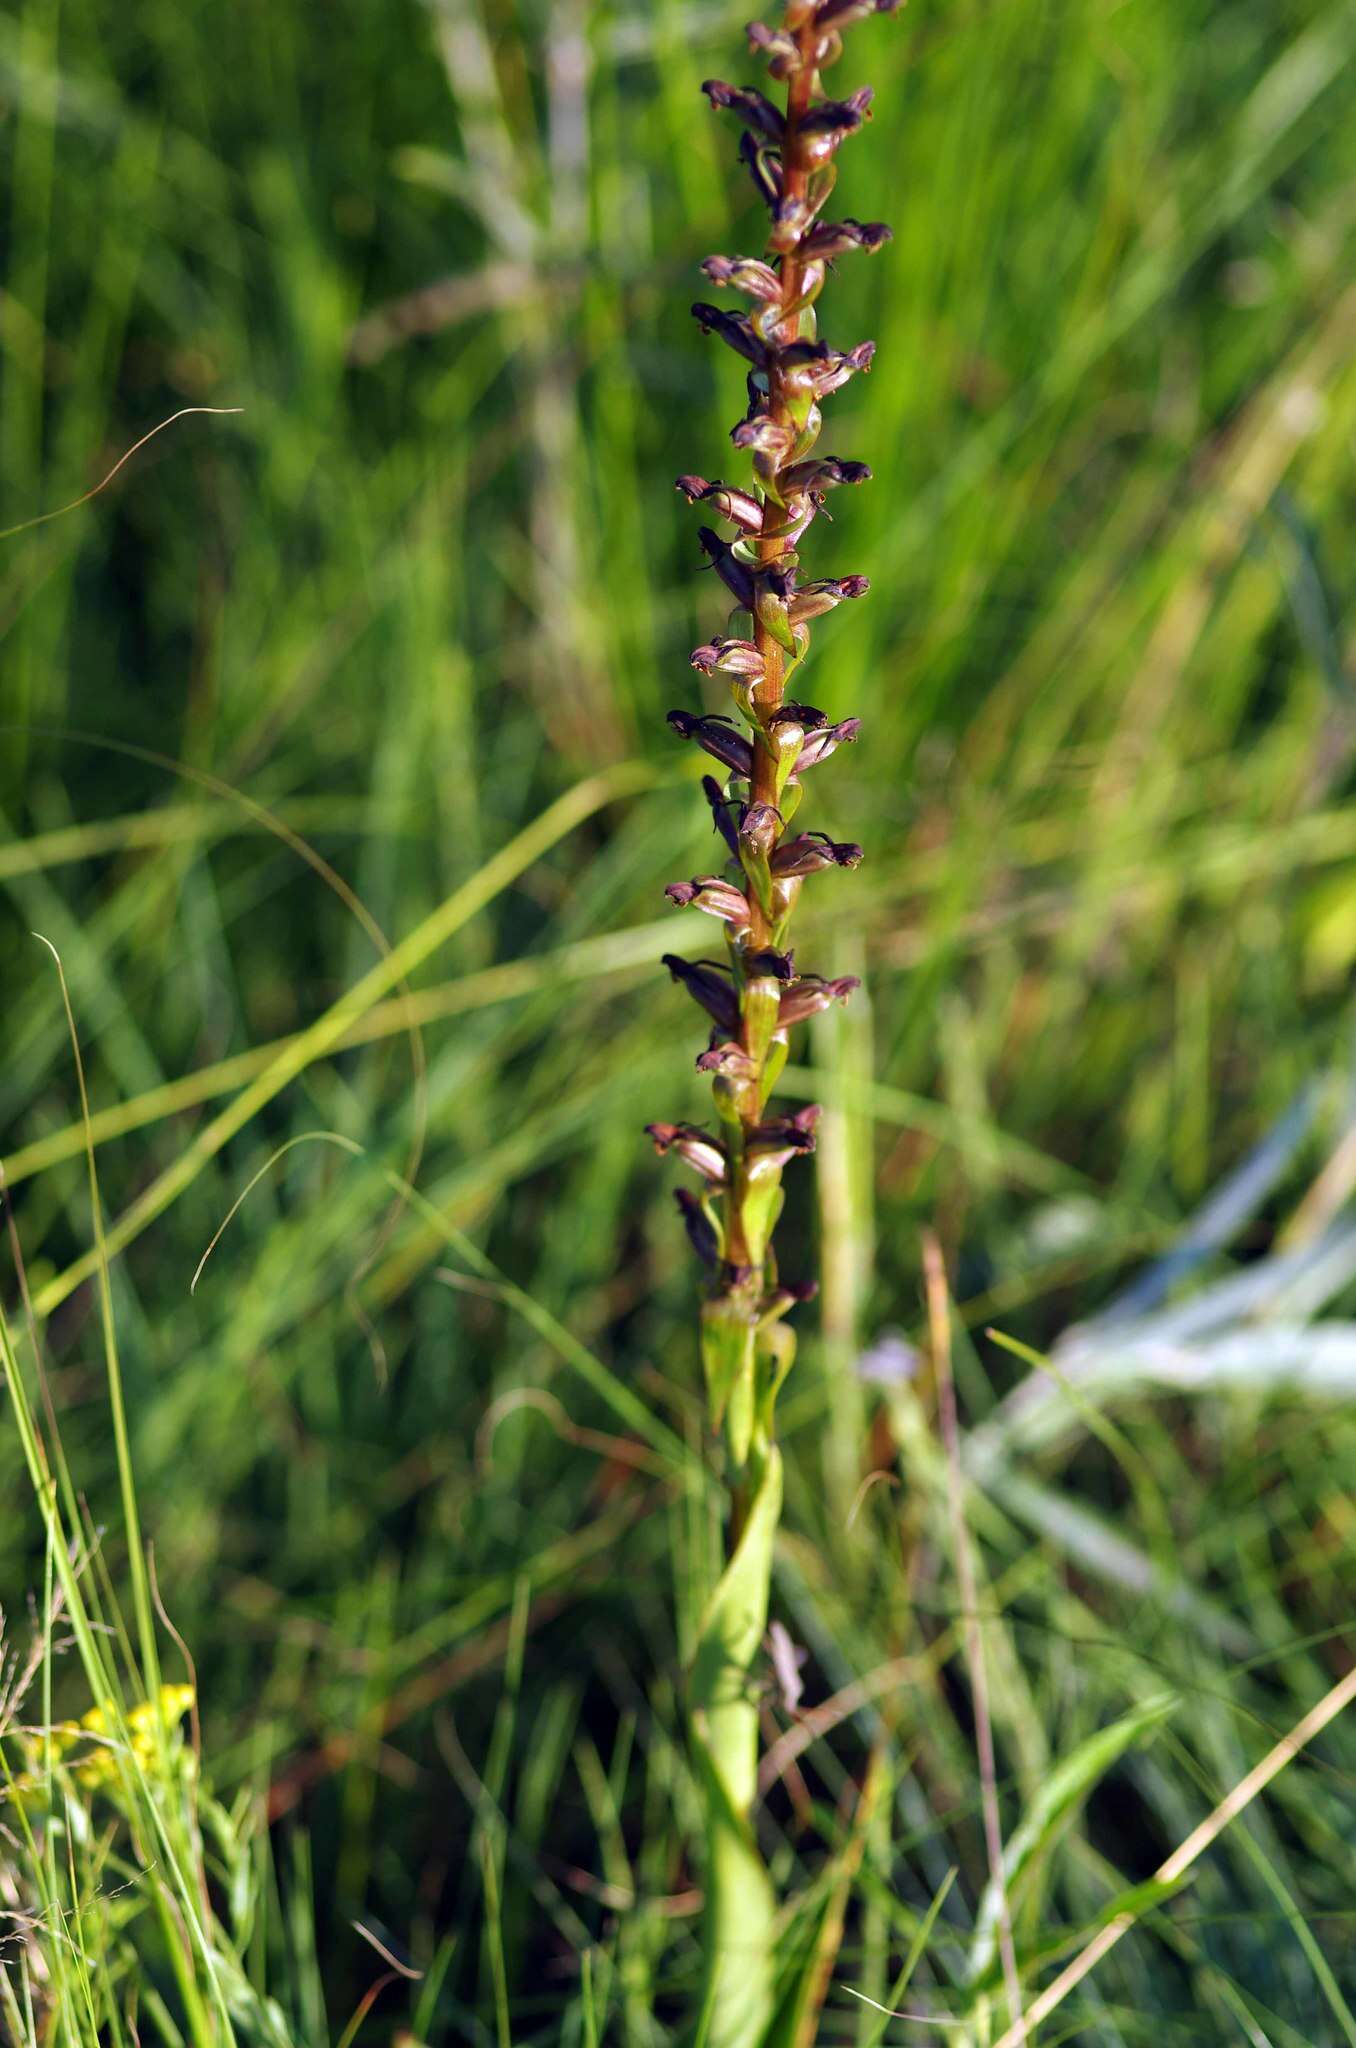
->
[645,4,900,2039]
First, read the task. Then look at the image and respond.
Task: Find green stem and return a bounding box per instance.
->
[689,1444,783,2046]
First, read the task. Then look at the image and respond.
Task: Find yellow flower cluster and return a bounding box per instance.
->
[3,1683,195,1806]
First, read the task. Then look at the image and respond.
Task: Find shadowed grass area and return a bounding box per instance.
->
[4,0,1356,2038]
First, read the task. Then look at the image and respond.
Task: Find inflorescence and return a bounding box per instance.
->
[649,0,899,1468]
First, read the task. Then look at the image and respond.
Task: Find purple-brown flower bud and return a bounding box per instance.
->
[696,527,758,610]
[746,1105,822,1177]
[675,1187,721,1268]
[771,832,864,876]
[645,1121,728,1184]
[677,475,764,532]
[780,338,876,400]
[695,1040,761,1082]
[758,1280,819,1327]
[690,637,766,681]
[779,456,873,493]
[751,1104,821,1149]
[795,716,862,769]
[746,21,802,77]
[665,876,754,932]
[796,92,872,164]
[747,947,797,981]
[788,575,870,623]
[691,303,767,368]
[731,412,796,462]
[777,975,860,1027]
[769,701,827,732]
[667,709,754,777]
[800,218,893,259]
[701,254,782,303]
[700,79,786,139]
[662,954,741,1034]
[815,0,903,26]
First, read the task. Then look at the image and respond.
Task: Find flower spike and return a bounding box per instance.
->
[650,2,897,2024]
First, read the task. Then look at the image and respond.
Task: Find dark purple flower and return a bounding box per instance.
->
[667,710,754,777]
[690,637,765,680]
[780,338,876,399]
[701,775,743,859]
[662,954,741,1034]
[746,1105,822,1173]
[696,1039,759,1081]
[701,79,786,139]
[731,412,796,463]
[746,947,797,982]
[756,563,796,602]
[798,97,868,138]
[780,456,873,493]
[769,701,827,732]
[691,302,767,368]
[795,717,862,770]
[675,1188,721,1268]
[701,254,782,302]
[665,875,753,930]
[800,218,893,259]
[815,0,903,26]
[788,574,870,623]
[677,475,764,532]
[696,526,758,610]
[796,94,871,162]
[771,832,864,876]
[777,975,860,1027]
[645,1121,728,1183]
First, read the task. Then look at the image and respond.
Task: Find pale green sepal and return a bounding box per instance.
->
[701,1300,756,1452]
[742,1178,784,1267]
[759,1038,789,1110]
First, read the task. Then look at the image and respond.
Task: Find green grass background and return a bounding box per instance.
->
[4,0,1356,2038]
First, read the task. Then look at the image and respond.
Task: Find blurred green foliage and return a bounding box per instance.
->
[5,0,1356,2037]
